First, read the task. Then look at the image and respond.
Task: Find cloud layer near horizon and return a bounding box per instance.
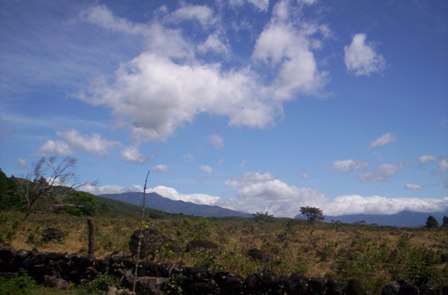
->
[81,171,448,217]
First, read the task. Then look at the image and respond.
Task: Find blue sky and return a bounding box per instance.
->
[1,0,447,217]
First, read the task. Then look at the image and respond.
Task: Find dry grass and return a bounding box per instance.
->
[1,210,447,291]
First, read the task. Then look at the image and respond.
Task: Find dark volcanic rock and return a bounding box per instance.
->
[129,228,169,260]
[42,228,65,243]
[381,281,400,295]
[285,273,308,295]
[346,279,367,295]
[308,277,326,295]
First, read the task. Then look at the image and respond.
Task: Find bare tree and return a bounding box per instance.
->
[13,156,81,220]
[300,206,324,225]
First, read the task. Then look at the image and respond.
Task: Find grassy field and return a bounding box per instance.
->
[1,195,448,294]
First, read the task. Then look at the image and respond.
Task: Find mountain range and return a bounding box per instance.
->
[324,210,448,228]
[99,192,447,227]
[98,192,252,218]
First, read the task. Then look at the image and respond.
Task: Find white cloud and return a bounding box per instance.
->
[17,158,27,167]
[248,0,270,11]
[201,164,213,174]
[81,52,276,141]
[153,164,169,173]
[198,33,230,56]
[298,0,317,5]
[151,185,219,205]
[83,173,448,217]
[39,129,117,156]
[405,183,423,190]
[207,134,224,149]
[80,183,143,195]
[170,4,216,28]
[419,155,438,164]
[332,159,367,172]
[299,172,309,180]
[79,3,330,142]
[252,1,328,100]
[39,140,72,156]
[360,163,405,182]
[80,4,145,35]
[222,172,326,217]
[121,145,151,163]
[60,129,117,156]
[419,155,448,171]
[369,132,396,148]
[228,0,270,11]
[327,195,448,216]
[344,33,386,76]
[439,159,448,170]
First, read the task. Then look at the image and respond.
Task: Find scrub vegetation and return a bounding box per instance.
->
[1,169,447,294]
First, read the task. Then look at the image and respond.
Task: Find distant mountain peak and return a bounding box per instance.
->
[98,191,252,218]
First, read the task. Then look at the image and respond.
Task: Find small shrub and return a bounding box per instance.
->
[85,274,121,295]
[165,274,184,295]
[0,270,37,295]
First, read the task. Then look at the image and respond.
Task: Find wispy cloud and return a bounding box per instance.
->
[80,4,146,35]
[207,134,224,149]
[405,183,423,190]
[169,3,217,28]
[153,164,169,173]
[369,132,396,149]
[419,155,448,171]
[200,164,213,174]
[360,163,405,182]
[332,159,367,172]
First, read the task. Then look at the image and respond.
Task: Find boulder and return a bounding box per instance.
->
[308,277,326,295]
[346,279,367,295]
[285,273,308,295]
[398,280,419,295]
[129,228,170,260]
[42,228,65,243]
[44,275,70,289]
[124,270,168,295]
[381,281,400,295]
[326,278,345,295]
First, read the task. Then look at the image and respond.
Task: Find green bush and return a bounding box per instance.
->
[335,241,389,292]
[85,274,120,295]
[0,271,37,295]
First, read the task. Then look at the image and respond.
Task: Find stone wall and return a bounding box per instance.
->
[0,247,446,294]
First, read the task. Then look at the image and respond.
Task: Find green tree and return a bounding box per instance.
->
[300,206,324,224]
[425,215,439,229]
[61,191,97,216]
[0,169,22,210]
[442,216,448,228]
[253,211,275,222]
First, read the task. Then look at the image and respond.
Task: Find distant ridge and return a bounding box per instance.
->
[322,210,448,227]
[98,192,252,218]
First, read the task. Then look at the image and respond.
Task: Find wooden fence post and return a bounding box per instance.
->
[87,217,96,257]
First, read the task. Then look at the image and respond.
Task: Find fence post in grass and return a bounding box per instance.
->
[87,217,96,257]
[133,170,150,294]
